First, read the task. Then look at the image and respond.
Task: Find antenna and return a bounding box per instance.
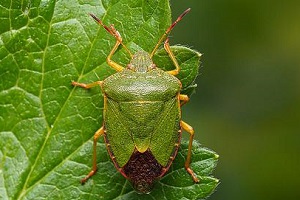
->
[90,14,133,58]
[150,8,191,58]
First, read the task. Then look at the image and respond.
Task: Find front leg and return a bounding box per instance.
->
[164,38,180,76]
[89,14,129,72]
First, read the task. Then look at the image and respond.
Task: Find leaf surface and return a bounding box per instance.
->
[0,0,218,199]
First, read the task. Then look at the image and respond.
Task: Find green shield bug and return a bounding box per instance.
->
[72,8,199,193]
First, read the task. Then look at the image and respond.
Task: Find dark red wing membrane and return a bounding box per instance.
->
[123,149,163,193]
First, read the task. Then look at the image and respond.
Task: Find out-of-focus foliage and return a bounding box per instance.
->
[171,1,300,200]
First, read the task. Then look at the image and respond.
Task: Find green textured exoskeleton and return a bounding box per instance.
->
[72,8,199,193]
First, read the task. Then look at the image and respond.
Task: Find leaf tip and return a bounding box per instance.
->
[197,51,202,57]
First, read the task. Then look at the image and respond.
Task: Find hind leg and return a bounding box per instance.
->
[180,120,199,183]
[81,126,104,184]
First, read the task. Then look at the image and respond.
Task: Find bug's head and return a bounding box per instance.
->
[127,51,156,73]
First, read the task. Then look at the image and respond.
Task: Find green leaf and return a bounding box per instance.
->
[0,0,218,199]
[153,46,201,96]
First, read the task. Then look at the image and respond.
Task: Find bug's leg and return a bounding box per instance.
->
[106,37,124,72]
[180,120,200,183]
[72,80,103,89]
[89,14,126,71]
[90,14,132,59]
[81,126,105,184]
[164,38,180,76]
[179,94,189,106]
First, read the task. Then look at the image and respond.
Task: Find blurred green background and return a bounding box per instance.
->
[170,1,300,200]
